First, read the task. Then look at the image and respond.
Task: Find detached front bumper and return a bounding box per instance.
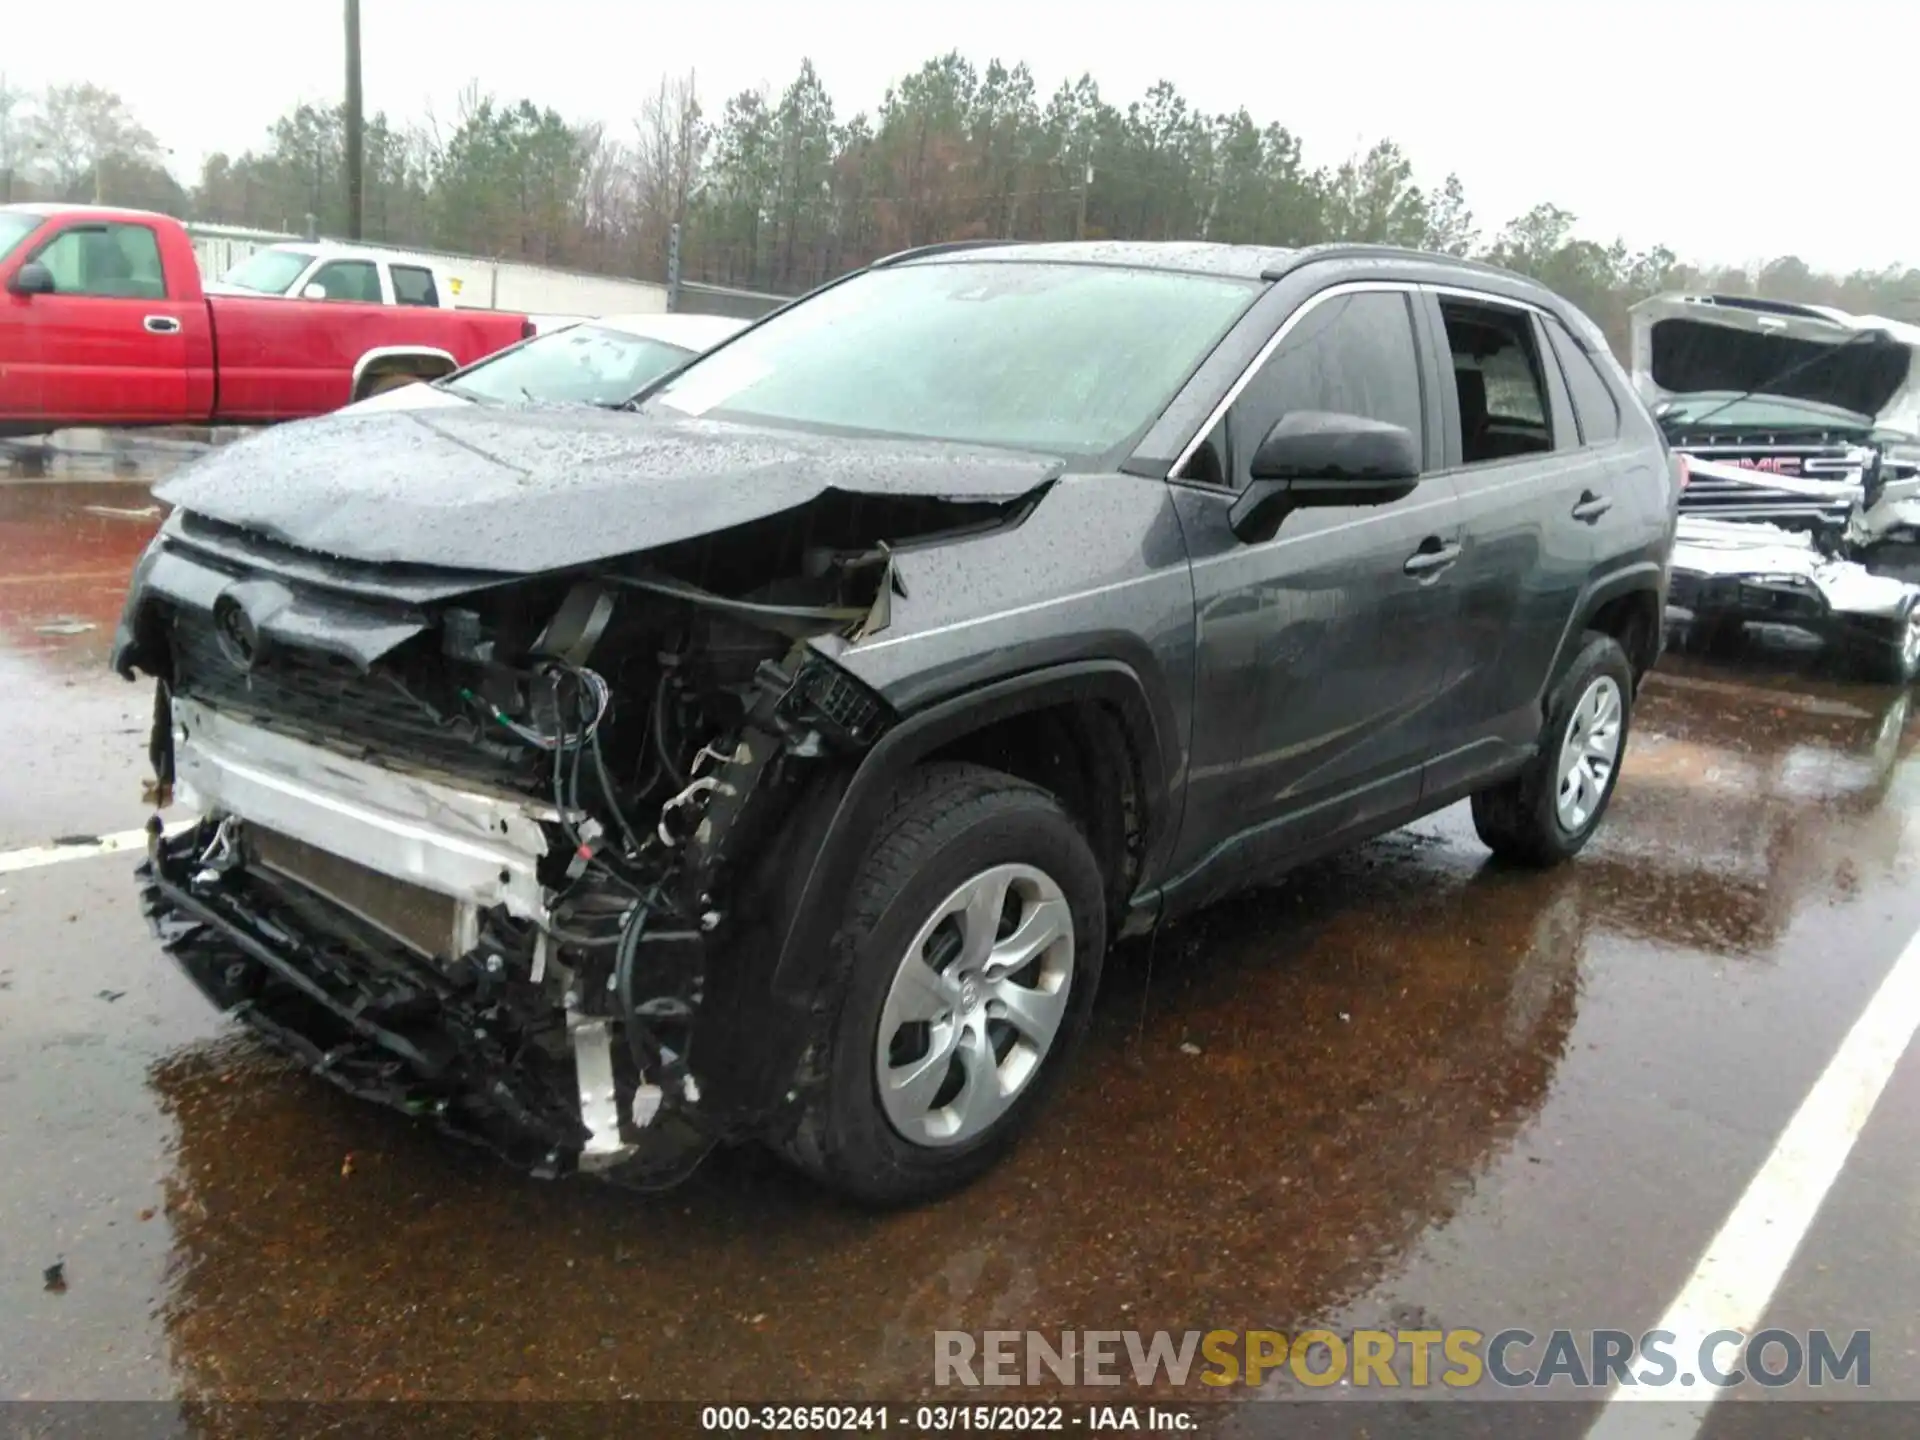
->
[140,694,712,1183]
[1667,518,1918,637]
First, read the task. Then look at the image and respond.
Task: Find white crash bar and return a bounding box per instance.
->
[171,695,554,921]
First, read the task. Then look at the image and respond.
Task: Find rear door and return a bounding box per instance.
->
[1542,314,1673,565]
[1171,283,1466,892]
[10,218,194,425]
[1421,289,1610,794]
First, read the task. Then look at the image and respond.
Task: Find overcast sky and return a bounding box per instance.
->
[10,0,1913,274]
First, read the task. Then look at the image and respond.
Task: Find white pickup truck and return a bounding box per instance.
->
[206,240,469,309]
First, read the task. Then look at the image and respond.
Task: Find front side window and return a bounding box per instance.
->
[32,222,166,299]
[306,260,382,303]
[1182,290,1425,489]
[392,265,439,306]
[1439,299,1554,463]
[0,212,44,264]
[221,248,315,295]
[445,325,697,406]
[643,260,1259,461]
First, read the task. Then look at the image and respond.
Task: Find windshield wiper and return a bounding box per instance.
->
[1675,327,1892,430]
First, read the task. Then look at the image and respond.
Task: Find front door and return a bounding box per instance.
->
[1170,285,1465,900]
[15,218,193,426]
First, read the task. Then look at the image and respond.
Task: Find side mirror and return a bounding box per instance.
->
[1229,410,1422,543]
[300,282,328,300]
[8,262,55,297]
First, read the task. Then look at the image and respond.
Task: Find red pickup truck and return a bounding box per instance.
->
[0,203,532,438]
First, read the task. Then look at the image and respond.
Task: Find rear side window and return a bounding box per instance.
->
[1184,290,1425,488]
[1438,299,1554,463]
[32,222,166,299]
[308,260,382,303]
[1546,320,1622,445]
[392,265,439,307]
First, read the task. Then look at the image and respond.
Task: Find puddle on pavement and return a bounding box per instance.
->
[0,481,167,675]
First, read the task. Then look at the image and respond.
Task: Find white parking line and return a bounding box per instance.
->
[0,821,196,876]
[1587,921,1920,1436]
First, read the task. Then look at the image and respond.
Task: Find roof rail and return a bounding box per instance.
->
[1260,243,1527,284]
[869,238,1026,268]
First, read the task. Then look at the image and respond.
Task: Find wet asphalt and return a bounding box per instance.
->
[3,456,1919,1428]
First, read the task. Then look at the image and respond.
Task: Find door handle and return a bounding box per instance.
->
[1403,539,1462,576]
[1572,490,1613,523]
[143,315,181,334]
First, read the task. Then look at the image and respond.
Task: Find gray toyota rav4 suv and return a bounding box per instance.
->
[114,240,1680,1205]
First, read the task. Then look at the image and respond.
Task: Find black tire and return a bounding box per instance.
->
[361,372,423,398]
[778,762,1107,1207]
[1472,631,1635,867]
[1687,615,1745,658]
[1845,599,1920,686]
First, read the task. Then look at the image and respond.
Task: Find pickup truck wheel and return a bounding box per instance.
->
[779,762,1106,1207]
[1686,616,1744,658]
[1472,631,1634,867]
[362,372,422,397]
[1850,600,1920,685]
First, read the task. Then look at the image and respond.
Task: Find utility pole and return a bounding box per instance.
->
[667,223,682,313]
[1075,160,1093,242]
[344,0,365,239]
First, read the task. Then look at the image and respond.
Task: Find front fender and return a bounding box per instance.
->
[770,657,1172,1001]
[695,657,1175,1125]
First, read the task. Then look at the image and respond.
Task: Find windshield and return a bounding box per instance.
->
[642,260,1259,457]
[221,248,316,294]
[1655,393,1879,431]
[445,325,698,406]
[0,213,43,263]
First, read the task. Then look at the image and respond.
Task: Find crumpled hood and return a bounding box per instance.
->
[155,406,1064,574]
[1628,293,1920,432]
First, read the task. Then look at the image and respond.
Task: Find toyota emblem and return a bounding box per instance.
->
[212,595,260,672]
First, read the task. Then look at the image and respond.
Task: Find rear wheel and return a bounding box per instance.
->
[1472,631,1634,867]
[361,372,424,398]
[778,763,1106,1207]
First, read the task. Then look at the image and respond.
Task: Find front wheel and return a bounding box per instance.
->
[778,763,1107,1207]
[1472,631,1635,867]
[1847,599,1920,686]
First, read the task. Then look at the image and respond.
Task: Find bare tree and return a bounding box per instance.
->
[0,73,31,199]
[627,72,704,279]
[28,82,164,200]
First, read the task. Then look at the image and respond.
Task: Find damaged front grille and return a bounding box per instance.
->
[167,604,543,794]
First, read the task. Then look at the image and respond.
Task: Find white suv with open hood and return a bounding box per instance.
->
[1632,293,1920,683]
